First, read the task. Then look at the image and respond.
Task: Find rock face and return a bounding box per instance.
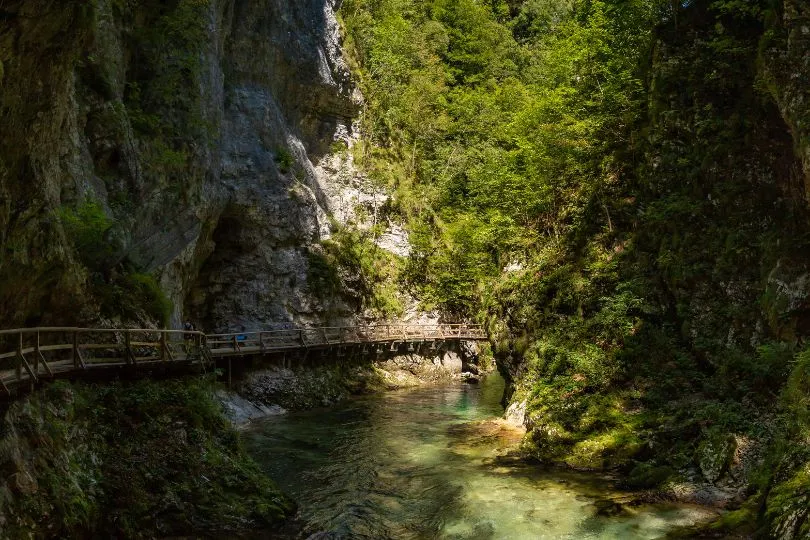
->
[0,0,362,330]
[224,341,481,416]
[762,0,810,199]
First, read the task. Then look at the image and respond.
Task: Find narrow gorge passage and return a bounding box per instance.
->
[3,0,810,535]
[245,375,716,539]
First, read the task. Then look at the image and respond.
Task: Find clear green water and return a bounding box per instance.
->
[244,375,716,539]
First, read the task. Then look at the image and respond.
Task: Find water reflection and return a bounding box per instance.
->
[244,376,715,539]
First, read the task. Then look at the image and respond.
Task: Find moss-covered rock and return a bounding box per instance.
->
[767,465,810,539]
[625,463,676,490]
[697,433,736,484]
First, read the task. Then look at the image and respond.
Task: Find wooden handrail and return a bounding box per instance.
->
[0,324,485,398]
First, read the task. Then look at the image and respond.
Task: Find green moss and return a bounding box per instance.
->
[121,272,174,326]
[625,463,675,489]
[765,465,810,538]
[0,378,293,537]
[59,198,115,271]
[521,380,646,470]
[565,426,643,470]
[307,225,405,319]
[753,347,810,536]
[712,505,757,531]
[666,499,758,538]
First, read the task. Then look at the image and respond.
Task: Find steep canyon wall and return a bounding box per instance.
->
[0,0,362,331]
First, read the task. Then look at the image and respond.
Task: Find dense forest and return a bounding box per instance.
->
[339,0,810,535]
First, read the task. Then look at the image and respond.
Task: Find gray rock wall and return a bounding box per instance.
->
[0,0,360,331]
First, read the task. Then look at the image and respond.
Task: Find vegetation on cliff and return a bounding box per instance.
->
[0,377,293,537]
[340,0,810,535]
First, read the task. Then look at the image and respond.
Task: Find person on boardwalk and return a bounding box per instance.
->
[183,322,196,353]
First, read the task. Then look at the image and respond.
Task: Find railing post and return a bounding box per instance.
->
[232,335,239,352]
[72,331,79,369]
[299,329,305,346]
[34,331,40,374]
[15,332,22,381]
[196,334,205,362]
[129,331,139,364]
[160,331,167,362]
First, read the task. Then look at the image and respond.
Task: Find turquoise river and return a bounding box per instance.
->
[244,375,717,539]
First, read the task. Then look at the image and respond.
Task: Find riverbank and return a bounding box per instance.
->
[0,377,293,537]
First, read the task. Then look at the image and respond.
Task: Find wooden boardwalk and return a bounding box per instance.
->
[0,324,485,397]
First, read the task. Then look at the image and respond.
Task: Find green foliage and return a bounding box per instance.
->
[274,148,295,174]
[59,198,174,325]
[341,0,656,316]
[60,199,115,271]
[308,225,405,318]
[0,378,293,537]
[343,7,810,531]
[126,273,173,324]
[90,271,173,326]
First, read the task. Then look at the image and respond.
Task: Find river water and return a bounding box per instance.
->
[244,375,716,539]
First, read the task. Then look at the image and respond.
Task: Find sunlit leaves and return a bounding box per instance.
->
[341,0,657,315]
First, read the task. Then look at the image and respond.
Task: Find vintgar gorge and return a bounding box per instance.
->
[0,0,809,538]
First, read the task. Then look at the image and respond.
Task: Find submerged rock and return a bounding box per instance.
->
[593,499,627,517]
[463,373,480,384]
[447,419,526,462]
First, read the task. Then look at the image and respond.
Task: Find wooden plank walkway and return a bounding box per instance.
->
[0,324,485,397]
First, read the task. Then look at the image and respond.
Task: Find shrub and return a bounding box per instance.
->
[60,199,115,271]
[274,148,295,174]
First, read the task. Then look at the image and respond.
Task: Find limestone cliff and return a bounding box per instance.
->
[0,0,363,331]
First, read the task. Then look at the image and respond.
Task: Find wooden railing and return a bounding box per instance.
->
[0,328,207,396]
[0,324,485,396]
[206,323,486,356]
